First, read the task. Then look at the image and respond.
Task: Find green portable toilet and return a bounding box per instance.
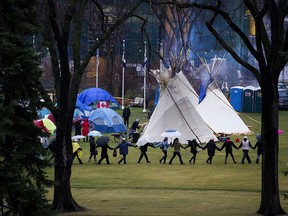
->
[254,87,262,112]
[242,86,255,112]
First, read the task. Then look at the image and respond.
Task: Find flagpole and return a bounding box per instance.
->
[96,38,99,88]
[143,41,147,112]
[121,40,126,109]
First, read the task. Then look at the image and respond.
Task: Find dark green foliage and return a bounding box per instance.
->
[0,0,55,215]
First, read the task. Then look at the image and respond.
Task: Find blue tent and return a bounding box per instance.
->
[77,88,119,107]
[88,108,126,133]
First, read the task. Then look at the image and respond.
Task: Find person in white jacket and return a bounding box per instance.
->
[238,136,254,164]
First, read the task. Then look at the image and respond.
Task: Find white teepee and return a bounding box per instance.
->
[196,57,250,135]
[140,69,217,144]
[197,81,251,134]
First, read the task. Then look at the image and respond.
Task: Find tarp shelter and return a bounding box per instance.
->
[88,108,126,133]
[254,87,262,113]
[77,88,119,108]
[140,69,217,144]
[197,81,251,134]
[243,86,256,112]
[230,86,244,112]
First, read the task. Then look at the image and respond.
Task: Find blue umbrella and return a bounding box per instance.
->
[77,88,119,107]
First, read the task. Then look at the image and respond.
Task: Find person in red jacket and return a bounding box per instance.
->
[81,118,90,142]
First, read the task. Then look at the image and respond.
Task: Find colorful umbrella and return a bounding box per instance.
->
[42,118,56,134]
[34,118,56,134]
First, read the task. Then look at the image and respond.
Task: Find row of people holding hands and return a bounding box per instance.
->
[72,135,262,165]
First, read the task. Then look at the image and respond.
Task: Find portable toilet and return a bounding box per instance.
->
[243,86,256,112]
[254,87,262,112]
[230,86,244,112]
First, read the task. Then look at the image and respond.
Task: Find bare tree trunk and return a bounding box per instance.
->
[257,73,286,215]
[52,113,84,211]
[53,157,82,211]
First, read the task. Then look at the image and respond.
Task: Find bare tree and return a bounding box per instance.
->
[151,3,196,77]
[37,0,144,212]
[149,0,287,215]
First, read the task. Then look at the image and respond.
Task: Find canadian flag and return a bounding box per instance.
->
[97,101,110,108]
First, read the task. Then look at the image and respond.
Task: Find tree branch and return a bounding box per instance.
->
[79,0,143,73]
[206,22,259,80]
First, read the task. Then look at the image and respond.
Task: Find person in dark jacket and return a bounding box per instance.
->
[137,142,156,164]
[88,137,97,163]
[122,105,131,128]
[129,118,141,142]
[253,138,262,164]
[131,118,140,131]
[219,136,238,164]
[184,138,203,164]
[74,120,82,136]
[114,138,135,164]
[202,138,220,164]
[169,138,185,165]
[97,140,113,165]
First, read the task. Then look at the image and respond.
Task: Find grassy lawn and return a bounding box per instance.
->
[45,108,288,215]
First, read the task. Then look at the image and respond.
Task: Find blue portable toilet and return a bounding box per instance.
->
[243,86,256,112]
[254,87,262,112]
[230,86,244,112]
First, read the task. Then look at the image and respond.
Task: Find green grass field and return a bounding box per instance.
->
[45,108,288,215]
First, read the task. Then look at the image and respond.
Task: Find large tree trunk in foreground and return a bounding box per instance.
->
[52,115,83,211]
[53,159,82,211]
[257,73,286,215]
